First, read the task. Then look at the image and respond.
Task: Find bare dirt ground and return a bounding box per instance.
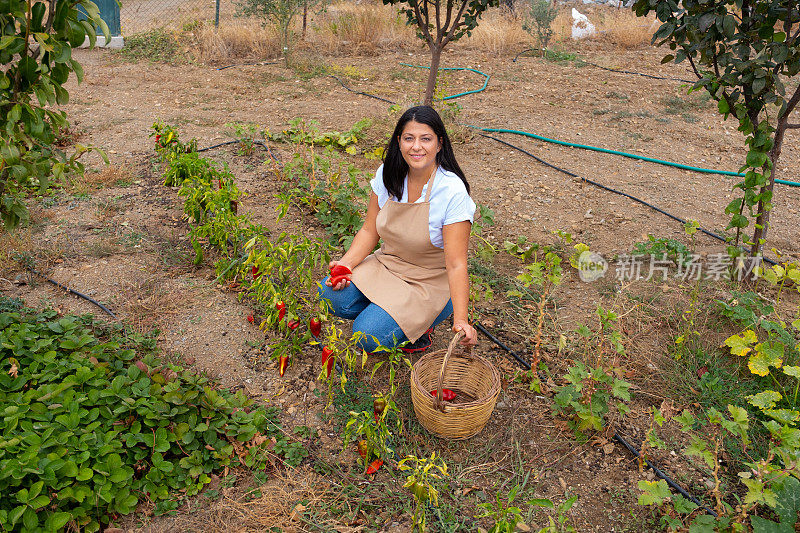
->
[2,23,800,532]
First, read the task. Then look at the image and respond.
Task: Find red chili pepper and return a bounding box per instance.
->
[321,347,334,377]
[287,319,300,331]
[365,459,383,475]
[309,317,322,337]
[373,398,386,421]
[217,178,223,189]
[252,265,259,280]
[430,388,457,402]
[329,264,352,287]
[247,314,254,323]
[357,440,368,459]
[276,301,286,322]
[278,355,288,376]
[155,134,161,144]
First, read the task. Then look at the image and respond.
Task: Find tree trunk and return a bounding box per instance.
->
[750,120,788,256]
[303,2,307,39]
[424,45,443,106]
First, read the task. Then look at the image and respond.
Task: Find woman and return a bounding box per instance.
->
[318,106,478,352]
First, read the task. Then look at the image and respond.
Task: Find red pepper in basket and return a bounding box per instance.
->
[430,389,457,402]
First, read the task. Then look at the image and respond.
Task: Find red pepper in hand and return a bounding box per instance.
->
[365,459,383,475]
[287,319,300,331]
[329,264,352,287]
[278,355,289,377]
[430,388,457,402]
[321,347,334,377]
[276,301,286,322]
[309,317,322,337]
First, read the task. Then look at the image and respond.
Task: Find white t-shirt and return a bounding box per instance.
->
[370,164,477,249]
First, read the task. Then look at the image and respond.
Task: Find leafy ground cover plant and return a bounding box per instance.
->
[0,308,304,532]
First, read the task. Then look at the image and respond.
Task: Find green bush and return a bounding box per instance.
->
[0,309,304,532]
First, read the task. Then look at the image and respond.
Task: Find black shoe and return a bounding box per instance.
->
[402,328,433,354]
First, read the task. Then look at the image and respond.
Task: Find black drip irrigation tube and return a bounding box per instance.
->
[512,47,695,84]
[26,267,117,319]
[198,139,279,162]
[215,60,279,71]
[478,132,778,267]
[476,320,718,517]
[328,74,397,105]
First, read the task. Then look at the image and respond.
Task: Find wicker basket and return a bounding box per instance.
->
[410,331,501,440]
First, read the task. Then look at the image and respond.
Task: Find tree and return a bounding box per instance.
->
[384,0,498,105]
[235,0,318,67]
[522,0,557,53]
[1,0,108,230]
[632,0,800,257]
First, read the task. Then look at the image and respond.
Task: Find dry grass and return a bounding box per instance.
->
[72,164,134,194]
[133,466,342,532]
[464,9,528,54]
[596,9,658,49]
[0,229,34,279]
[121,276,194,333]
[309,2,413,55]
[192,21,282,63]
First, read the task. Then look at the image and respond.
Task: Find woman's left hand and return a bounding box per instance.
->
[453,320,477,346]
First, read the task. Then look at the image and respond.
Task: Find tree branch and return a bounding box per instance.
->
[411,0,433,48]
[782,83,800,119]
[434,0,441,43]
[441,0,454,40]
[786,123,800,129]
[442,0,470,46]
[686,52,702,79]
[44,0,57,33]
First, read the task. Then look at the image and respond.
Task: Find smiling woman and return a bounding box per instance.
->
[318,106,477,353]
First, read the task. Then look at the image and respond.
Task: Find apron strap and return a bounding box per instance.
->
[424,166,437,203]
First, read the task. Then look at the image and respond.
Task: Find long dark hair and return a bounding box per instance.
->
[382,106,469,200]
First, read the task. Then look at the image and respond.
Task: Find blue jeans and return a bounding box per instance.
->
[318,277,453,353]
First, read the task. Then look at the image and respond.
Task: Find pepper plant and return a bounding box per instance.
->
[398,452,448,532]
[632,0,800,257]
[1,0,109,229]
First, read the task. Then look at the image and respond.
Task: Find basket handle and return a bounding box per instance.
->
[434,330,466,411]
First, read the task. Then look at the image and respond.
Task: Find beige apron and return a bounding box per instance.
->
[350,170,450,342]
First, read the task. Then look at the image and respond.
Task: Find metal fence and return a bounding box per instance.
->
[120,0,243,35]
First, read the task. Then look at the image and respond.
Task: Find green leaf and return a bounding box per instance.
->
[749,341,784,376]
[637,479,671,505]
[783,366,800,379]
[672,495,699,514]
[725,330,758,356]
[747,390,782,410]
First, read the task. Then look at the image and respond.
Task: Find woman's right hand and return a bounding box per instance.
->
[326,260,352,291]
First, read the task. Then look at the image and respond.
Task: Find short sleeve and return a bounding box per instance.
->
[443,186,477,225]
[370,165,390,208]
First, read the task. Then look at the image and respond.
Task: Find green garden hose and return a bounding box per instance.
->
[469,126,800,187]
[400,63,490,100]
